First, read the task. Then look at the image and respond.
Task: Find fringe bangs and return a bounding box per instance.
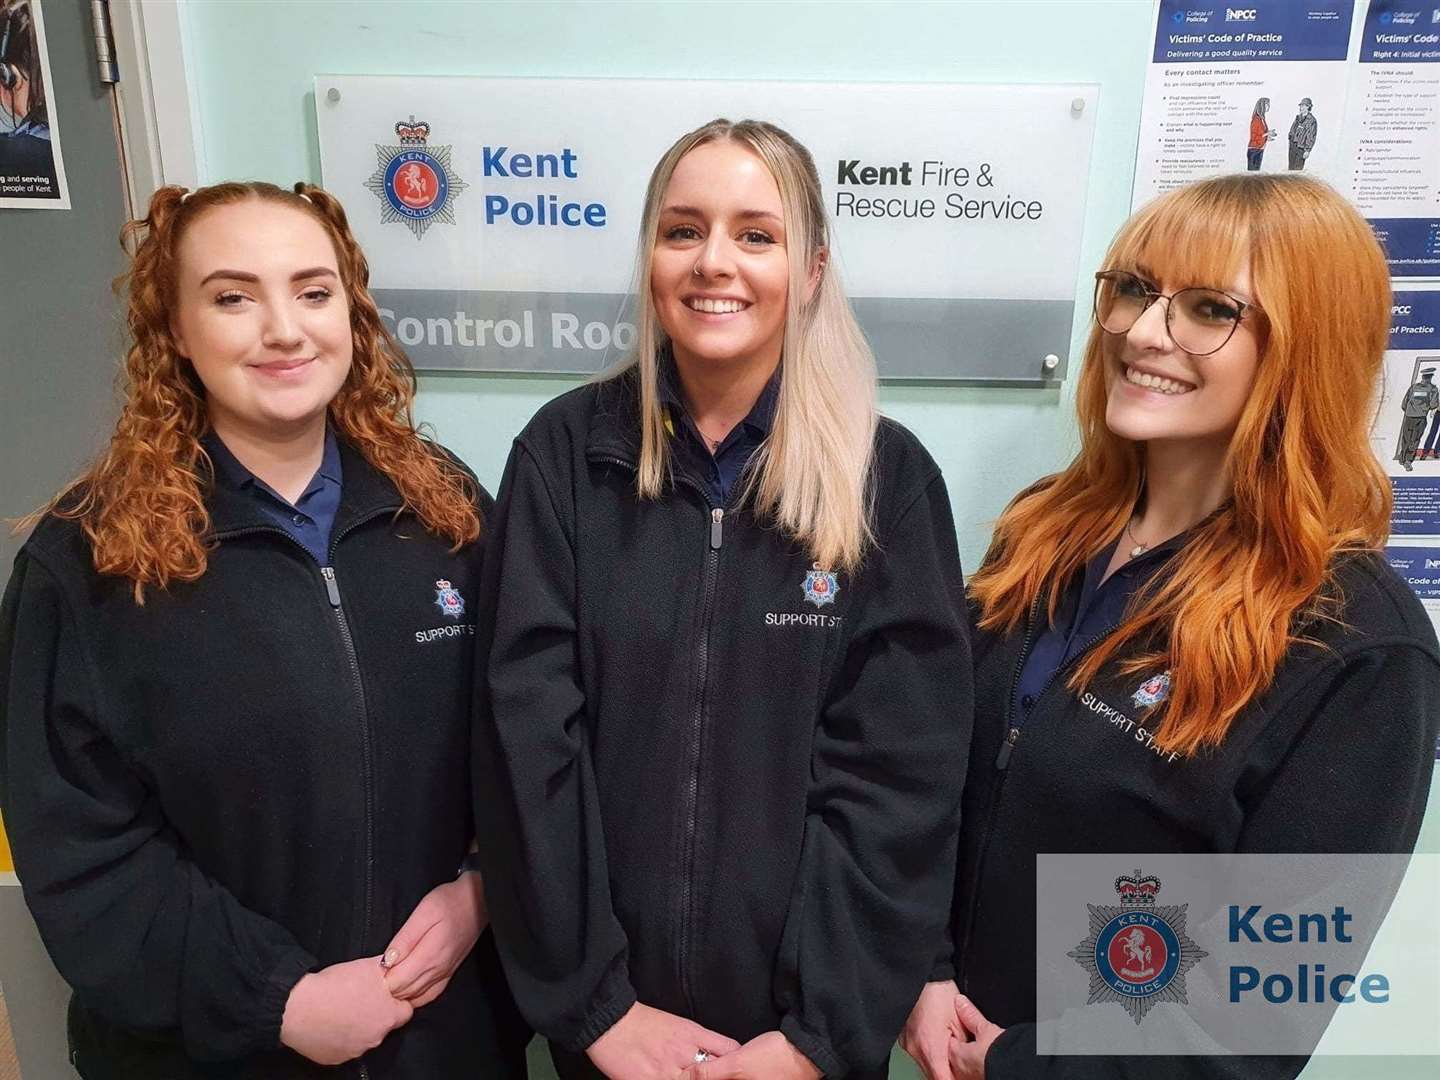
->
[971,174,1391,755]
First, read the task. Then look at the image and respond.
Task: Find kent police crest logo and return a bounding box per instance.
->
[434,579,465,619]
[802,563,839,607]
[1132,671,1172,709]
[1067,869,1206,1024]
[365,116,468,240]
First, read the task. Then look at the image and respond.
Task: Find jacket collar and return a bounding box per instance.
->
[584,360,783,467]
[205,436,403,540]
[585,368,646,468]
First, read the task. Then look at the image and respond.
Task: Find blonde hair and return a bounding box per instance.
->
[970,173,1391,756]
[612,118,877,572]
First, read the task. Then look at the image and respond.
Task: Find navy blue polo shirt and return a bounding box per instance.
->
[657,358,780,508]
[203,429,343,565]
[1011,532,1185,726]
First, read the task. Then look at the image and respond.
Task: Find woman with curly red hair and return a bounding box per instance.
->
[0,182,527,1077]
[901,173,1440,1079]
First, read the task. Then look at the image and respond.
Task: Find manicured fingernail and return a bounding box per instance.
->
[381,949,398,968]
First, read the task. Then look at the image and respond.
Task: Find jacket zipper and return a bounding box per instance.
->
[214,515,393,1080]
[590,453,727,1014]
[957,597,1120,992]
[677,502,723,1014]
[321,565,375,952]
[321,514,397,1080]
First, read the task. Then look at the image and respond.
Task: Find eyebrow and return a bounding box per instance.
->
[661,205,784,226]
[198,267,339,286]
[1132,264,1254,302]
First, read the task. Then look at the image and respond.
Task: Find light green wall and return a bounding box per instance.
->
[182,0,1158,571]
[179,2,1439,1075]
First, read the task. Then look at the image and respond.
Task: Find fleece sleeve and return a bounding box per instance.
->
[0,550,315,1061]
[470,443,636,1050]
[985,642,1440,1080]
[773,473,971,1077]
[1235,642,1440,856]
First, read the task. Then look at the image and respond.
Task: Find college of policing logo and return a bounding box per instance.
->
[364,116,468,240]
[434,579,465,619]
[802,563,840,607]
[1067,869,1207,1024]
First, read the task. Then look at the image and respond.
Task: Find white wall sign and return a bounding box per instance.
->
[316,76,1098,383]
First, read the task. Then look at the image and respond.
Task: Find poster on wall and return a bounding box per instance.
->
[1136,1,1438,279]
[1373,287,1440,527]
[0,0,70,210]
[1373,287,1440,668]
[315,76,1099,382]
[1132,0,1357,208]
[1339,0,1440,278]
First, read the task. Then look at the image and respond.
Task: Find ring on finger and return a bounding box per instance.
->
[694,1049,710,1063]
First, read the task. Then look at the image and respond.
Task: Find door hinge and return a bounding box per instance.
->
[90,1,118,84]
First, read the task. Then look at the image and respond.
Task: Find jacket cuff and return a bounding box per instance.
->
[257,949,318,1052]
[780,1014,845,1079]
[567,969,638,1053]
[984,1022,1034,1076]
[927,957,956,983]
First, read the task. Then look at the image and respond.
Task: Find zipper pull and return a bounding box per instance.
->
[995,727,1020,771]
[710,508,724,550]
[321,566,342,607]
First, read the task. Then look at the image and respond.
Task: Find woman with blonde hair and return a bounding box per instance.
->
[472,118,970,1079]
[0,181,527,1076]
[900,173,1440,1078]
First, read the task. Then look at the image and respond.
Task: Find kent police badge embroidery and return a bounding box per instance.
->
[1132,671,1172,709]
[802,563,839,607]
[434,579,465,619]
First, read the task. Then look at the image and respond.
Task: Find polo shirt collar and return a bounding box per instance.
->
[657,351,781,440]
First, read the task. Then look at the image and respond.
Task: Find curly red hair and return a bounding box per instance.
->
[29,181,480,600]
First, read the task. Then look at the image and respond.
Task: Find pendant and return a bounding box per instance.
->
[1130,544,1148,558]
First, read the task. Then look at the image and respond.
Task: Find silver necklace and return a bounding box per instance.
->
[1123,518,1150,559]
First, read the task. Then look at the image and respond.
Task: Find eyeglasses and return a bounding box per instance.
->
[1093,270,1258,357]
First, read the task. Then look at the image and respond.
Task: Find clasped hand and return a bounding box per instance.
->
[280,874,486,1065]
[900,980,1005,1080]
[587,1002,820,1080]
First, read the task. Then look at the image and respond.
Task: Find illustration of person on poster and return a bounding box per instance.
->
[1416,360,1440,461]
[1288,97,1317,170]
[0,0,69,209]
[1396,367,1439,471]
[1246,97,1276,171]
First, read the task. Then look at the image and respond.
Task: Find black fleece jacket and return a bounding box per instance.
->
[950,546,1440,1079]
[471,374,971,1077]
[0,442,527,1079]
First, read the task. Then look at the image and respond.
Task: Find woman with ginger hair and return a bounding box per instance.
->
[0,182,526,1077]
[900,173,1440,1078]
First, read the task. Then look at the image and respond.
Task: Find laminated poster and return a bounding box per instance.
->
[0,0,70,210]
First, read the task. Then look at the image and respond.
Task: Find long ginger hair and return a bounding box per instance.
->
[613,119,878,573]
[32,181,479,599]
[969,174,1391,756]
